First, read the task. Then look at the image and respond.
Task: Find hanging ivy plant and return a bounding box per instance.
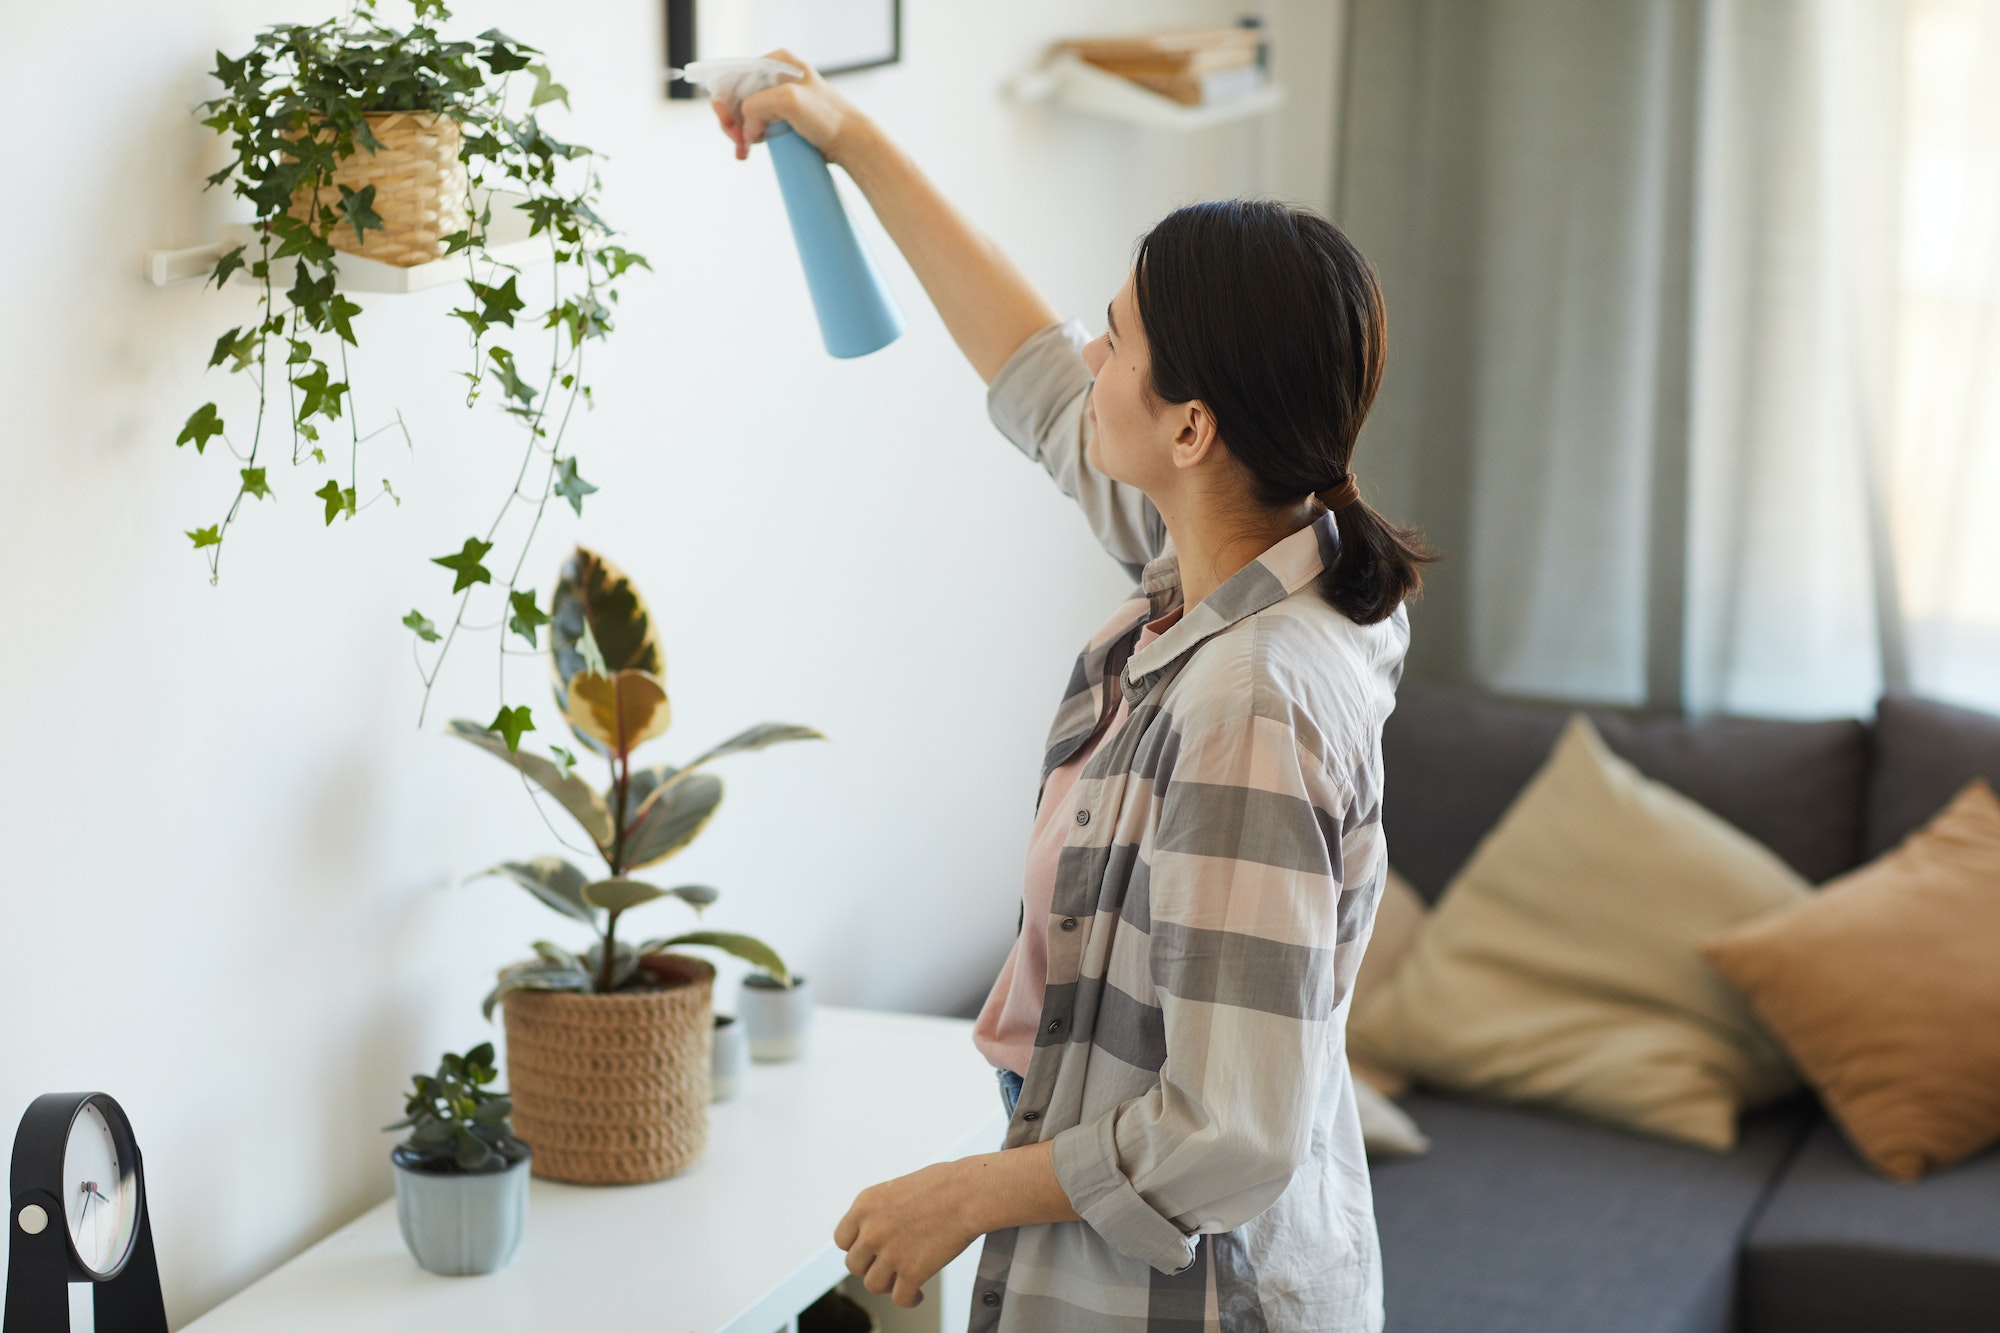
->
[180,0,649,737]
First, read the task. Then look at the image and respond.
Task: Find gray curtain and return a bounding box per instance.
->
[1334,0,1918,718]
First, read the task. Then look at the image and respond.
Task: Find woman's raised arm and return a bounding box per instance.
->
[718,49,1059,386]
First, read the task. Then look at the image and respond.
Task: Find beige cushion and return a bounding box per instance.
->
[1700,779,2000,1181]
[1348,865,1426,1097]
[1348,714,1809,1150]
[1355,1076,1431,1158]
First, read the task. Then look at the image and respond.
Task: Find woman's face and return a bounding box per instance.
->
[1081,268,1188,495]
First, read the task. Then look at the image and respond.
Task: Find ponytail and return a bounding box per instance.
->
[1319,499,1438,625]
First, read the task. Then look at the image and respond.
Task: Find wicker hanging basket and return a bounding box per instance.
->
[285,110,469,268]
[502,953,715,1184]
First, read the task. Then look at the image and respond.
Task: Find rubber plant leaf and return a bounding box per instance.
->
[549,546,664,756]
[481,963,589,1021]
[447,719,616,850]
[622,763,680,827]
[621,772,724,870]
[580,877,668,914]
[678,723,827,772]
[473,857,601,928]
[562,668,671,759]
[642,931,790,987]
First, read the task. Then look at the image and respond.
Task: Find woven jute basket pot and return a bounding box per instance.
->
[502,953,715,1185]
[285,110,468,268]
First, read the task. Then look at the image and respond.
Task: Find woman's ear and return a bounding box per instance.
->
[1171,400,1223,471]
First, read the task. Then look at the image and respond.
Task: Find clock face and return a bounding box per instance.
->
[62,1102,137,1276]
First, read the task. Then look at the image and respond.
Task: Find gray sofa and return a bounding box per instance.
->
[1371,679,2000,1333]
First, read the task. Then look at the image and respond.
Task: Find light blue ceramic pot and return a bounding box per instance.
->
[391,1148,531,1276]
[713,1013,750,1100]
[739,972,813,1062]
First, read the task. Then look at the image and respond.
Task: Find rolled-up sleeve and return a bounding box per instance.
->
[985,317,1166,578]
[1047,713,1353,1276]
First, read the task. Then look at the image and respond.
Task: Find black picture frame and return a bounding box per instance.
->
[666,0,902,99]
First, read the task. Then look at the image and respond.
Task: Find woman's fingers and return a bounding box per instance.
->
[711,101,746,158]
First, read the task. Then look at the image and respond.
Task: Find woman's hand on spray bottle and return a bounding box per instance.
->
[712,48,877,167]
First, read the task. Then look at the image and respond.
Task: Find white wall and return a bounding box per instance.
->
[0,0,1342,1323]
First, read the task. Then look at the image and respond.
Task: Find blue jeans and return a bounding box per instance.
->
[997,1067,1024,1119]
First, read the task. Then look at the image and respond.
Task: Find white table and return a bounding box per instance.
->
[182,1007,1008,1333]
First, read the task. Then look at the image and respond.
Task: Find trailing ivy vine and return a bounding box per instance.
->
[181,0,649,742]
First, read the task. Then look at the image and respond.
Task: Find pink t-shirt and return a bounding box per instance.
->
[973,605,1184,1077]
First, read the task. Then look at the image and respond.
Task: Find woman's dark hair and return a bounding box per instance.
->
[1132,198,1437,624]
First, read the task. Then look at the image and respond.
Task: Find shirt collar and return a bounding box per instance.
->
[1120,508,1342,701]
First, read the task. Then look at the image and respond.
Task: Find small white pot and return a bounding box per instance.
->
[712,1013,750,1100]
[738,972,813,1062]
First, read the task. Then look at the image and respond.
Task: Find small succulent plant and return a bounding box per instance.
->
[454,545,825,1017]
[384,1042,528,1173]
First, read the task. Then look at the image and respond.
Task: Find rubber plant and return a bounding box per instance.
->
[384,1042,528,1173]
[179,0,648,733]
[453,547,825,1016]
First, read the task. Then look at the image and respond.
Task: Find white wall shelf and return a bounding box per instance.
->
[1003,50,1286,131]
[143,189,547,294]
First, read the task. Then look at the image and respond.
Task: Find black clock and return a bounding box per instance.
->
[6,1093,167,1333]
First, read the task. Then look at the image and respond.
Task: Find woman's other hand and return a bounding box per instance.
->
[711,48,874,166]
[833,1160,980,1308]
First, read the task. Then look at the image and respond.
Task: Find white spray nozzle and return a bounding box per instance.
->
[669,57,805,121]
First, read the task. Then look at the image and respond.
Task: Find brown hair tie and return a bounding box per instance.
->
[1317,475,1362,511]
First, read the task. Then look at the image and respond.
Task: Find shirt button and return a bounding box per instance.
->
[1075,809,1090,826]
[982,1291,1001,1307]
[1047,1018,1062,1033]
[1023,1110,1040,1121]
[1061,916,1078,931]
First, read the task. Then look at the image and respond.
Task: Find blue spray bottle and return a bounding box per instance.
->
[673,57,905,359]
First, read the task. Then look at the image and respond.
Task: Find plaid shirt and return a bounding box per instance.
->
[967,318,1406,1333]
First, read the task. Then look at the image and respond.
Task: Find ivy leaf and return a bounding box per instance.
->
[177,403,224,453]
[487,346,536,406]
[508,589,549,646]
[327,293,363,346]
[468,275,524,329]
[209,244,247,289]
[336,183,384,243]
[489,704,535,754]
[403,609,442,643]
[432,537,494,593]
[550,744,578,778]
[208,326,243,369]
[596,245,651,280]
[239,467,272,499]
[553,456,597,515]
[479,30,535,74]
[294,362,348,422]
[526,64,570,109]
[187,525,221,549]
[315,479,356,524]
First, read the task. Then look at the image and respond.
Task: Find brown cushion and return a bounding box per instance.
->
[1701,779,2000,1181]
[1350,715,1808,1150]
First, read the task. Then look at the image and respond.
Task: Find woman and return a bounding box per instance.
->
[714,51,1431,1333]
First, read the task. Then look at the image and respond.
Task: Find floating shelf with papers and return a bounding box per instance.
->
[142,189,545,293]
[1004,50,1286,131]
